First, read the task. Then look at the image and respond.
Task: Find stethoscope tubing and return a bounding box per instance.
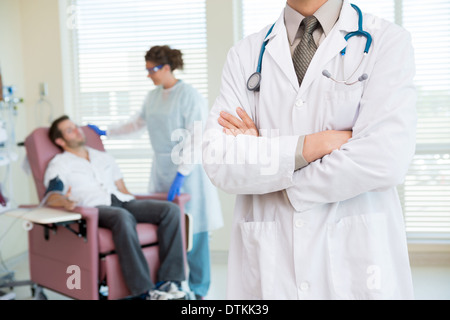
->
[248,3,372,91]
[256,23,275,74]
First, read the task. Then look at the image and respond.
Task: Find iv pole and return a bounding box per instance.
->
[0,64,33,300]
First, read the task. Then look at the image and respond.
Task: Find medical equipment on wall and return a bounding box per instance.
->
[0,66,28,300]
[247,3,371,92]
[34,82,54,127]
[0,68,22,211]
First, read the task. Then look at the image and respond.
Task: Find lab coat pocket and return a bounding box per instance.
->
[323,85,362,130]
[239,221,277,299]
[327,213,395,299]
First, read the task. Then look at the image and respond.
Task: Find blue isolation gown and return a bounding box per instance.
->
[110,80,223,234]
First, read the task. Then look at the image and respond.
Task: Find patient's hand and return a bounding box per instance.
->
[46,187,77,211]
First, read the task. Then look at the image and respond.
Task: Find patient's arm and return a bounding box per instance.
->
[115,179,133,195]
[46,187,77,211]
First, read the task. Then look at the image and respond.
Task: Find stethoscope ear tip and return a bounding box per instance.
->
[322,70,332,78]
[358,73,368,81]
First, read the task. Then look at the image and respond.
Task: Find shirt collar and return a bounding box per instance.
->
[284,0,343,46]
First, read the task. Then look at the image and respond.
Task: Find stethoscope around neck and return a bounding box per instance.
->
[247,3,373,92]
[246,23,276,92]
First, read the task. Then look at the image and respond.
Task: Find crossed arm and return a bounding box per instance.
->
[218,107,352,164]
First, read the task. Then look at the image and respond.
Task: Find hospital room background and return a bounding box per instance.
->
[0,0,449,300]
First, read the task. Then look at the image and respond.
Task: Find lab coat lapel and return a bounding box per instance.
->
[298,0,357,96]
[263,1,358,95]
[265,13,300,91]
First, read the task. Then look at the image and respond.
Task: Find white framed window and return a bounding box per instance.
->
[60,0,208,193]
[239,0,450,242]
[240,0,286,38]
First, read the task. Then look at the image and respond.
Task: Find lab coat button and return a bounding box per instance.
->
[300,281,310,291]
[295,219,305,228]
[295,99,304,108]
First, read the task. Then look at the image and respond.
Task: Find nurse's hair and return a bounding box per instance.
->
[145,45,184,71]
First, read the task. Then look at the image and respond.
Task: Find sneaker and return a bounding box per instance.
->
[157,281,186,300]
[147,289,170,300]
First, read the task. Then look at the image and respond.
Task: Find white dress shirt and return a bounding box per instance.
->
[44,147,134,207]
[284,0,343,169]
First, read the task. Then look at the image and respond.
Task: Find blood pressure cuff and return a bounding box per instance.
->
[45,176,64,195]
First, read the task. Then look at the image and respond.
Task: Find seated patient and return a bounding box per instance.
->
[43,115,186,300]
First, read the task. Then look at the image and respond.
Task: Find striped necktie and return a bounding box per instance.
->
[292,15,320,86]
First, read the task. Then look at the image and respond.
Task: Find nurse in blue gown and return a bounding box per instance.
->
[89,45,223,299]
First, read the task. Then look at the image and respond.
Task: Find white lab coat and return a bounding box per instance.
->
[203,0,416,300]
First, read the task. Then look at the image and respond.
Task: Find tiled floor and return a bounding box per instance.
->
[1,252,450,300]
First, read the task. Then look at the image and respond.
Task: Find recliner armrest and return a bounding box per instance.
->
[19,204,99,226]
[19,204,99,245]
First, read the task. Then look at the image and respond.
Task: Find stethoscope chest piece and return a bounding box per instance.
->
[247,72,262,91]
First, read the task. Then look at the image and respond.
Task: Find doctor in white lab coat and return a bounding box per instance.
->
[202,0,416,299]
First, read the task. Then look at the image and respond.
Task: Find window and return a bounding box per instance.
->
[240,0,450,242]
[240,0,286,38]
[394,0,450,241]
[61,0,207,193]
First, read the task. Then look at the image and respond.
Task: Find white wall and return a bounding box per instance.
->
[20,0,66,129]
[205,0,237,254]
[0,0,238,262]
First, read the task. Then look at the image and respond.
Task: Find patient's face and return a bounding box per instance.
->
[57,119,86,148]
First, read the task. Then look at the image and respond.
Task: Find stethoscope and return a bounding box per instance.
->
[247,3,372,92]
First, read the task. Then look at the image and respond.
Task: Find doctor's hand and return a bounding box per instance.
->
[87,124,107,136]
[218,107,259,137]
[303,130,352,163]
[167,172,186,201]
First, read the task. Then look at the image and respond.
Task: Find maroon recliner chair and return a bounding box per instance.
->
[22,126,190,300]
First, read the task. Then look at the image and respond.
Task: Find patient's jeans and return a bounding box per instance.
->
[96,194,185,296]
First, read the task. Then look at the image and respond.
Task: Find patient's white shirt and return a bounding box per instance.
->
[44,147,135,207]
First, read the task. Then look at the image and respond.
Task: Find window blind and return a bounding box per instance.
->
[241,0,286,37]
[62,0,207,193]
[398,0,450,240]
[240,0,450,241]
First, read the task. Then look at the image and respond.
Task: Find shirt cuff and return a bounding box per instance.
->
[295,135,309,170]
